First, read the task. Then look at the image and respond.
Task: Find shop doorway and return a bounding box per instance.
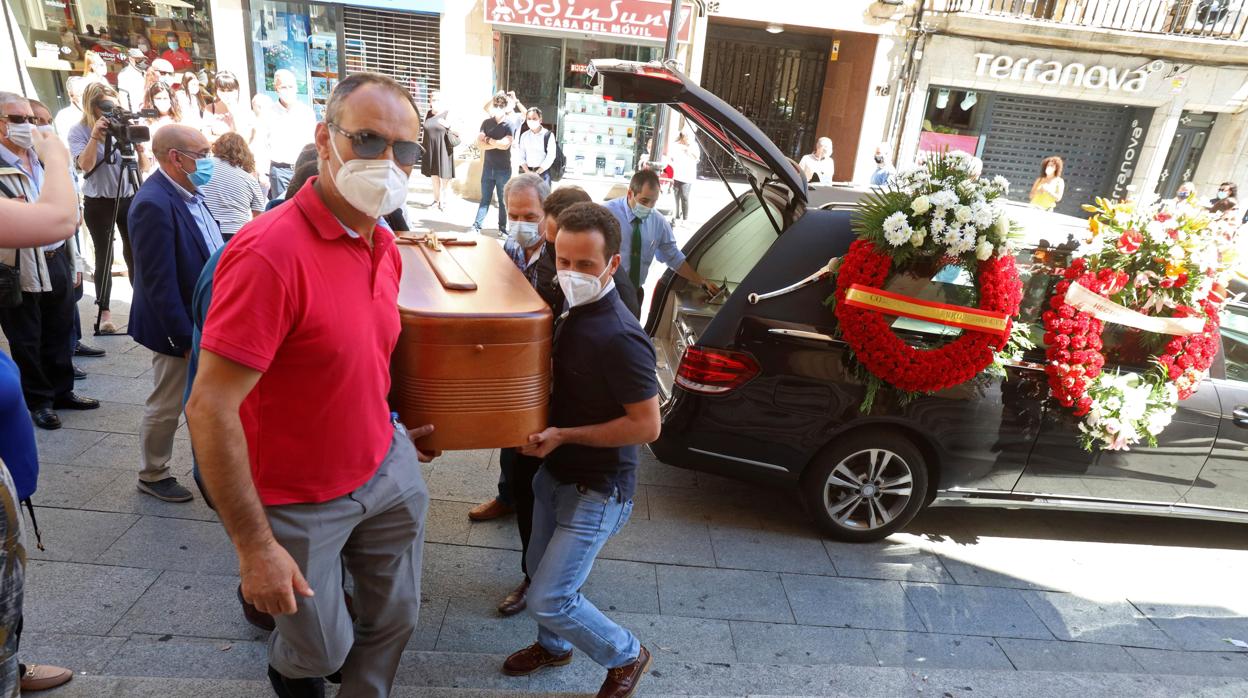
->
[1156,111,1215,199]
[698,23,829,179]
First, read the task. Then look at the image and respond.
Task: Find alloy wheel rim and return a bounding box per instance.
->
[822,448,914,531]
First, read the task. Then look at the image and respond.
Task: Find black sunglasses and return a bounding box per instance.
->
[329,123,421,167]
[0,115,35,124]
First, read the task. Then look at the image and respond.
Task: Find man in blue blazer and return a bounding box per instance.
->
[129,124,224,502]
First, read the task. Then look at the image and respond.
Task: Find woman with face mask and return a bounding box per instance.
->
[68,82,150,333]
[82,50,109,83]
[1029,155,1065,212]
[202,71,244,142]
[1210,182,1239,221]
[419,90,455,210]
[178,73,205,128]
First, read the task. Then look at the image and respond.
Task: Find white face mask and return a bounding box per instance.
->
[329,135,411,219]
[36,124,55,137]
[509,220,542,249]
[557,266,612,308]
[5,122,34,150]
[527,119,541,131]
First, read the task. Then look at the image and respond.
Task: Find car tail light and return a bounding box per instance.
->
[675,346,760,395]
[638,66,682,83]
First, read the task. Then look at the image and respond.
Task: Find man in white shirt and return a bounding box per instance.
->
[798,136,835,185]
[118,50,148,112]
[53,77,86,148]
[516,108,556,184]
[258,69,317,201]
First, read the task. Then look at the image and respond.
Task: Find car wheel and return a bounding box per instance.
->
[802,429,929,542]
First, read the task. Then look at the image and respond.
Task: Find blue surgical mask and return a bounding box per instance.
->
[509,221,542,249]
[631,202,652,220]
[168,41,180,51]
[1217,190,1230,200]
[184,154,213,187]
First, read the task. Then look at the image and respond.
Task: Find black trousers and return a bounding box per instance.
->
[673,180,692,220]
[500,447,543,579]
[82,196,134,312]
[0,248,76,410]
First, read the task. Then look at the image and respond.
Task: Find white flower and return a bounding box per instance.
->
[911,196,931,215]
[972,202,995,230]
[1145,220,1170,246]
[930,189,958,209]
[1104,396,1122,411]
[975,237,993,261]
[930,218,947,245]
[910,227,926,247]
[1168,244,1185,262]
[1146,408,1173,435]
[991,175,1010,194]
[954,206,973,224]
[1103,418,1122,435]
[882,211,913,247]
[992,212,1011,241]
[946,225,977,256]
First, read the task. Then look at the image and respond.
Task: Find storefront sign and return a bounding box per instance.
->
[486,0,693,43]
[1111,108,1152,200]
[973,53,1153,93]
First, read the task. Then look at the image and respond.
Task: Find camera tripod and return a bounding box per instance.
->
[88,132,144,336]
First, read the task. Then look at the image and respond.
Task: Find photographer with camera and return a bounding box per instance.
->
[70,82,151,335]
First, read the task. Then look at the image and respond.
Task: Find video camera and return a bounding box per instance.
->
[97,99,158,148]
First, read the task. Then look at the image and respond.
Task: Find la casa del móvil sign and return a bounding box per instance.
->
[486,0,693,43]
[973,53,1154,93]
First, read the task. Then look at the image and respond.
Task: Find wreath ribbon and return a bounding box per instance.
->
[1064,282,1203,336]
[843,284,1010,337]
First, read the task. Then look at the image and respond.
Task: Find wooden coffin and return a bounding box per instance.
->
[392,233,552,452]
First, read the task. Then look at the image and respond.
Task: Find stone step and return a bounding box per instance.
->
[41,676,580,698]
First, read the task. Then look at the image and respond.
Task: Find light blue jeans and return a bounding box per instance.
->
[526,466,639,669]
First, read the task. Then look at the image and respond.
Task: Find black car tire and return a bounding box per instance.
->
[802,429,930,542]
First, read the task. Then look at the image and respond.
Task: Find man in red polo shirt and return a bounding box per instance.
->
[186,72,432,698]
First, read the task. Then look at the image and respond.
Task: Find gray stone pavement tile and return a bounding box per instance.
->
[656,565,793,623]
[43,677,276,697]
[906,668,1170,698]
[72,432,194,475]
[865,629,1014,670]
[637,449,699,488]
[24,560,160,635]
[1020,591,1178,649]
[611,612,736,664]
[783,574,925,632]
[641,659,917,697]
[78,469,217,522]
[393,649,532,690]
[427,499,474,545]
[74,371,159,405]
[823,537,955,584]
[111,570,268,641]
[523,652,609,693]
[28,507,138,564]
[644,485,770,528]
[95,515,237,573]
[708,525,835,576]
[902,582,1054,640]
[33,427,107,464]
[406,596,449,652]
[70,346,154,378]
[435,597,537,655]
[600,518,715,567]
[424,451,500,503]
[31,463,124,508]
[997,637,1145,673]
[1123,647,1248,678]
[465,513,522,551]
[581,558,660,615]
[934,552,1074,592]
[57,401,149,434]
[1150,675,1248,696]
[1132,600,1248,652]
[422,543,523,602]
[102,634,269,680]
[17,631,127,674]
[730,620,876,666]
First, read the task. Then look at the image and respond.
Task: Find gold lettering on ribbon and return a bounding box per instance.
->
[1064,282,1204,336]
[843,285,1009,336]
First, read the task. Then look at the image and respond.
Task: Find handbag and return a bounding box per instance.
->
[445,129,461,149]
[0,250,21,309]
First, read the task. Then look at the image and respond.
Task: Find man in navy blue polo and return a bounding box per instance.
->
[503,201,659,698]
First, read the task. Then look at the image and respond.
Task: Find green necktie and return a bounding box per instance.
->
[630,218,643,289]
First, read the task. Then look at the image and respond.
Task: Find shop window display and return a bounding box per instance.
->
[249,1,340,119]
[9,0,217,111]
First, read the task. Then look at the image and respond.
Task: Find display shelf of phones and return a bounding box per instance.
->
[561,91,642,178]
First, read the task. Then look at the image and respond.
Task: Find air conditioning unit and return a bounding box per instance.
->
[1177,0,1233,34]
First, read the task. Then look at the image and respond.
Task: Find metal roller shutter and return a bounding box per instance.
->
[976,94,1146,216]
[342,6,440,115]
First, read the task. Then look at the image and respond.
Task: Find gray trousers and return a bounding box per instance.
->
[139,353,188,482]
[265,424,429,697]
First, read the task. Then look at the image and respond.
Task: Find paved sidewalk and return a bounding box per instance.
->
[4,194,1248,695]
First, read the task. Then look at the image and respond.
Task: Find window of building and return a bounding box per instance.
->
[248,1,341,118]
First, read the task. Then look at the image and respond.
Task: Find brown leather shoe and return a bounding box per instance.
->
[20,663,73,692]
[498,578,529,616]
[597,645,651,698]
[468,497,514,522]
[502,643,573,676]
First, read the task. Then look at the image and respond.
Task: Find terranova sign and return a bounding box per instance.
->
[973,53,1158,93]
